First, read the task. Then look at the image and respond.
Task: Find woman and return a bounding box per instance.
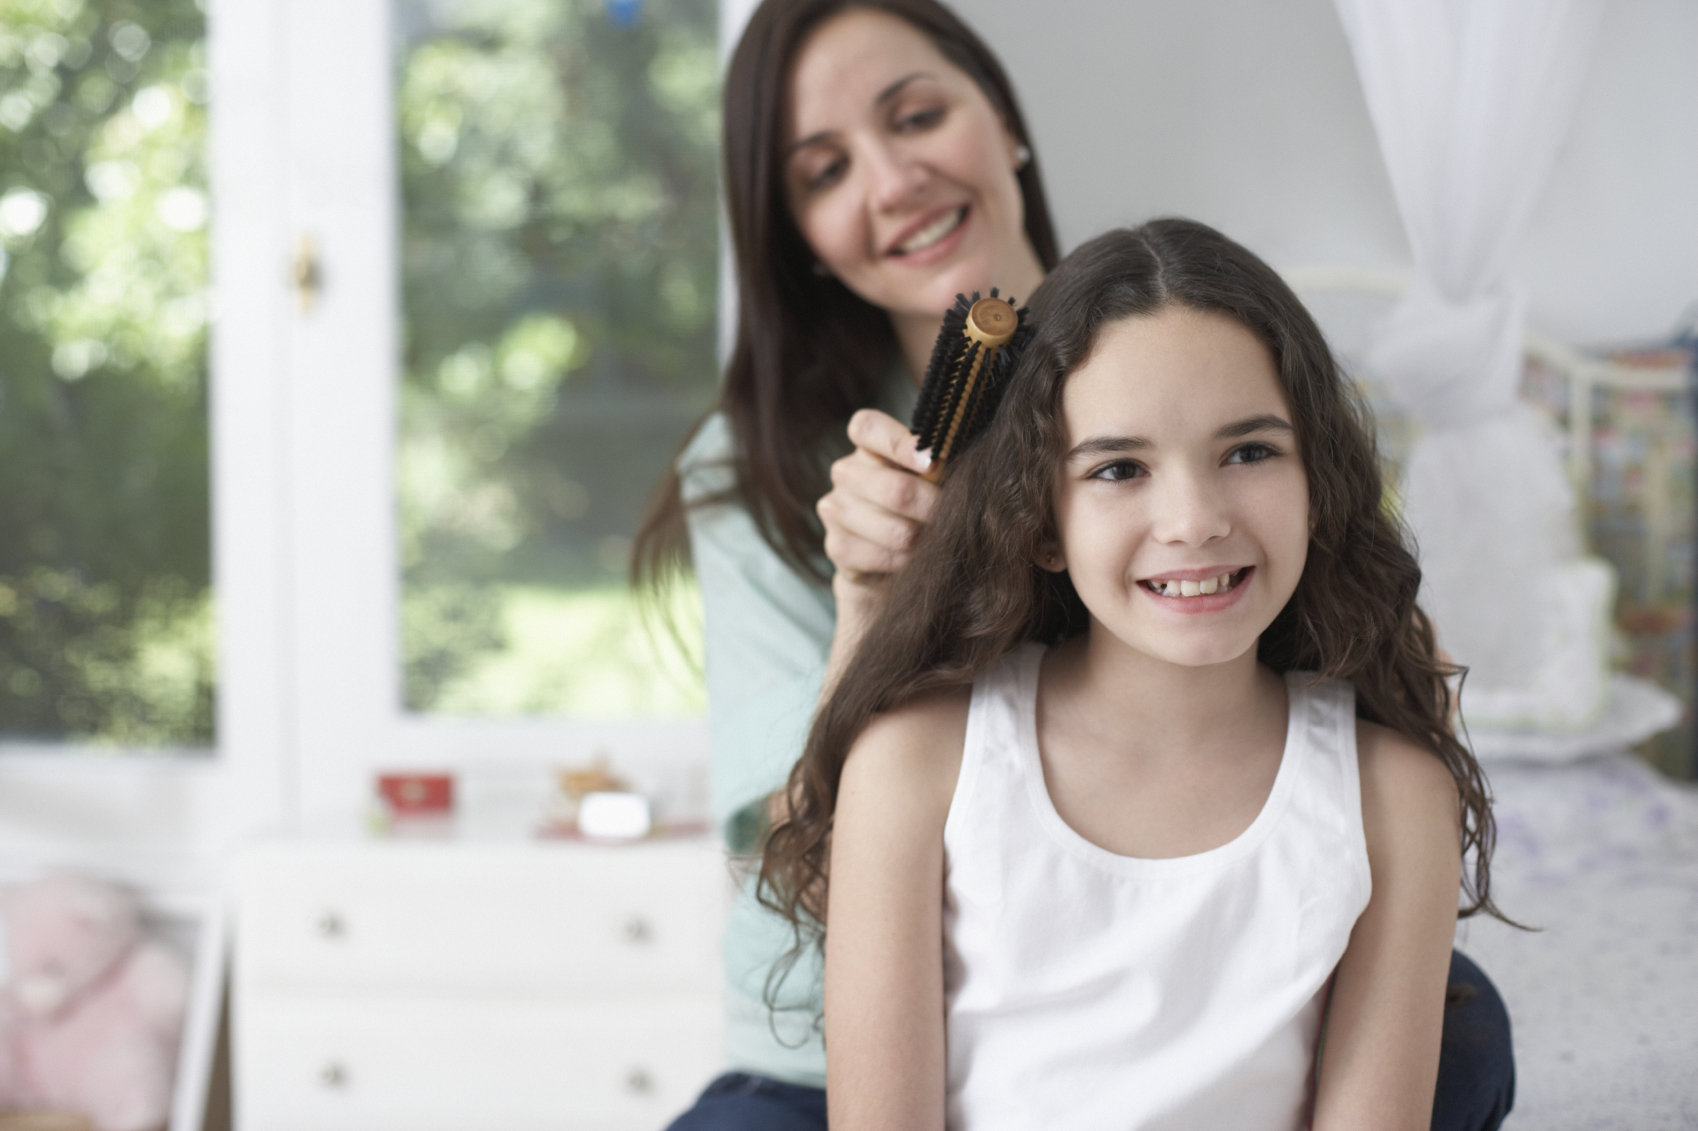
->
[633,3,1514,1128]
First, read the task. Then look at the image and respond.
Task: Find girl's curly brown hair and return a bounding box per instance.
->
[757,217,1505,1008]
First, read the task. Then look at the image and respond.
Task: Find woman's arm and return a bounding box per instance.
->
[824,690,967,1131]
[817,408,939,689]
[682,408,937,843]
[680,416,840,850]
[1312,722,1464,1130]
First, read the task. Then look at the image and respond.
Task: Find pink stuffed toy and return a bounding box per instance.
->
[0,874,189,1131]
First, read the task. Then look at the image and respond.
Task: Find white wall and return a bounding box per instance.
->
[961,0,1697,346]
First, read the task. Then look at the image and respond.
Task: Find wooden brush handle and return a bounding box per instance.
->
[965,296,1017,346]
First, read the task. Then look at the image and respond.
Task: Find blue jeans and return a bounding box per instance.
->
[666,950,1514,1131]
[666,1071,828,1131]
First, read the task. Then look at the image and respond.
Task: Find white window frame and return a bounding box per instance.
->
[0,0,757,876]
[280,0,747,824]
[0,0,290,889]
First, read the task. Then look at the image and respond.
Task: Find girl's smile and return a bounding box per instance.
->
[1138,565,1254,612]
[1050,306,1310,670]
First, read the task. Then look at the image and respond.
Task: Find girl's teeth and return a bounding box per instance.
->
[1153,572,1235,598]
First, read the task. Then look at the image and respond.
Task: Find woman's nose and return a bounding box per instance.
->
[1152,472,1231,546]
[863,140,927,210]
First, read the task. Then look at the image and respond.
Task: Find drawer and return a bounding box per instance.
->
[236,840,729,996]
[234,992,722,1131]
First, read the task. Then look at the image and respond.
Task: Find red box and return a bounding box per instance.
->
[376,772,455,815]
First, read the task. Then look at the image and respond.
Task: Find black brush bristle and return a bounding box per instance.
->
[911,291,978,457]
[910,298,1030,470]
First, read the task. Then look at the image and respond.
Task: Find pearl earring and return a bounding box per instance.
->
[1013,143,1032,170]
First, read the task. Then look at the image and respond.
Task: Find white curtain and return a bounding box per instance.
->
[1333,0,1612,730]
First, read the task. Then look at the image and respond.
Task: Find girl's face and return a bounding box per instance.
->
[1049,307,1311,672]
[782,7,1042,328]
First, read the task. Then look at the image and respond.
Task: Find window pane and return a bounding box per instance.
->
[396,0,716,717]
[0,0,213,748]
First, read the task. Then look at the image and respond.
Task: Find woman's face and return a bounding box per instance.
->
[782,7,1042,327]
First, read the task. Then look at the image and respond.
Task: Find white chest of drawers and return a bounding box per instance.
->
[231,836,727,1130]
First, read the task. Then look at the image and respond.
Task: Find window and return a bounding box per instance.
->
[0,0,213,751]
[394,0,717,719]
[0,0,730,863]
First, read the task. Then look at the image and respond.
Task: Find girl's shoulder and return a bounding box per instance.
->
[1353,719,1461,853]
[1353,719,1453,796]
[840,687,972,825]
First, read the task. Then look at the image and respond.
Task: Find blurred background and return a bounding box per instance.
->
[0,1,1693,1126]
[3,0,1691,778]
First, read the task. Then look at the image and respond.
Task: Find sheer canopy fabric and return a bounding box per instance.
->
[1333,0,1612,730]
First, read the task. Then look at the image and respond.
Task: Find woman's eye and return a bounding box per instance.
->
[1089,459,1145,482]
[1226,442,1279,465]
[896,105,945,133]
[803,157,847,193]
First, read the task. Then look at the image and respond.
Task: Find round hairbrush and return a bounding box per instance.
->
[911,288,1028,482]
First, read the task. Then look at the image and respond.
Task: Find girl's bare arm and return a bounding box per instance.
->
[823,689,968,1131]
[1312,721,1464,1130]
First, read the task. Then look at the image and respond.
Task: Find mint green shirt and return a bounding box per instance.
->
[679,380,914,1087]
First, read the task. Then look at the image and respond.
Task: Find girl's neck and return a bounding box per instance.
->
[1046,632,1283,764]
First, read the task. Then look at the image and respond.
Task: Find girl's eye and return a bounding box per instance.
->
[1089,459,1146,482]
[1226,442,1280,466]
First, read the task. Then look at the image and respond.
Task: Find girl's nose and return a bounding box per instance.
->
[1152,472,1231,546]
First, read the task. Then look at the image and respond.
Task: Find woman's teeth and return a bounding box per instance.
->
[1144,571,1238,598]
[896,207,965,254]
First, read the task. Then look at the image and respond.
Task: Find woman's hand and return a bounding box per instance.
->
[817,408,940,681]
[818,408,940,582]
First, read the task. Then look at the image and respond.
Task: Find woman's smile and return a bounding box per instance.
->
[783,7,1044,350]
[885,204,970,260]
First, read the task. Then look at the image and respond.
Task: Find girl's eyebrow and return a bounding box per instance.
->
[1064,415,1294,462]
[785,73,936,158]
[1065,434,1149,462]
[1217,414,1294,439]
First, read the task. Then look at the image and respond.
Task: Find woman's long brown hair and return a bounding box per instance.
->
[758,219,1507,1001]
[630,0,1061,592]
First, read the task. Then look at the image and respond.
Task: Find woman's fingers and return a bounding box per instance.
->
[817,408,941,578]
[847,408,934,476]
[818,484,922,576]
[818,471,936,577]
[830,447,939,525]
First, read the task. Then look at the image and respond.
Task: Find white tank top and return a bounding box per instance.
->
[943,644,1371,1131]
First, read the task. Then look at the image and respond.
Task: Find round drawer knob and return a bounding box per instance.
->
[320,1061,349,1089]
[621,915,653,945]
[625,1066,654,1095]
[317,910,346,939]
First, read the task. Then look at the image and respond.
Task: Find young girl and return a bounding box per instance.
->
[759,218,1503,1130]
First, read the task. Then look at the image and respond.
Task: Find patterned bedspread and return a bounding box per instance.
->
[1454,752,1698,1129]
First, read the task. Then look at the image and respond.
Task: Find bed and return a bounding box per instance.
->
[1285,270,1698,1127]
[1458,737,1698,1129]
